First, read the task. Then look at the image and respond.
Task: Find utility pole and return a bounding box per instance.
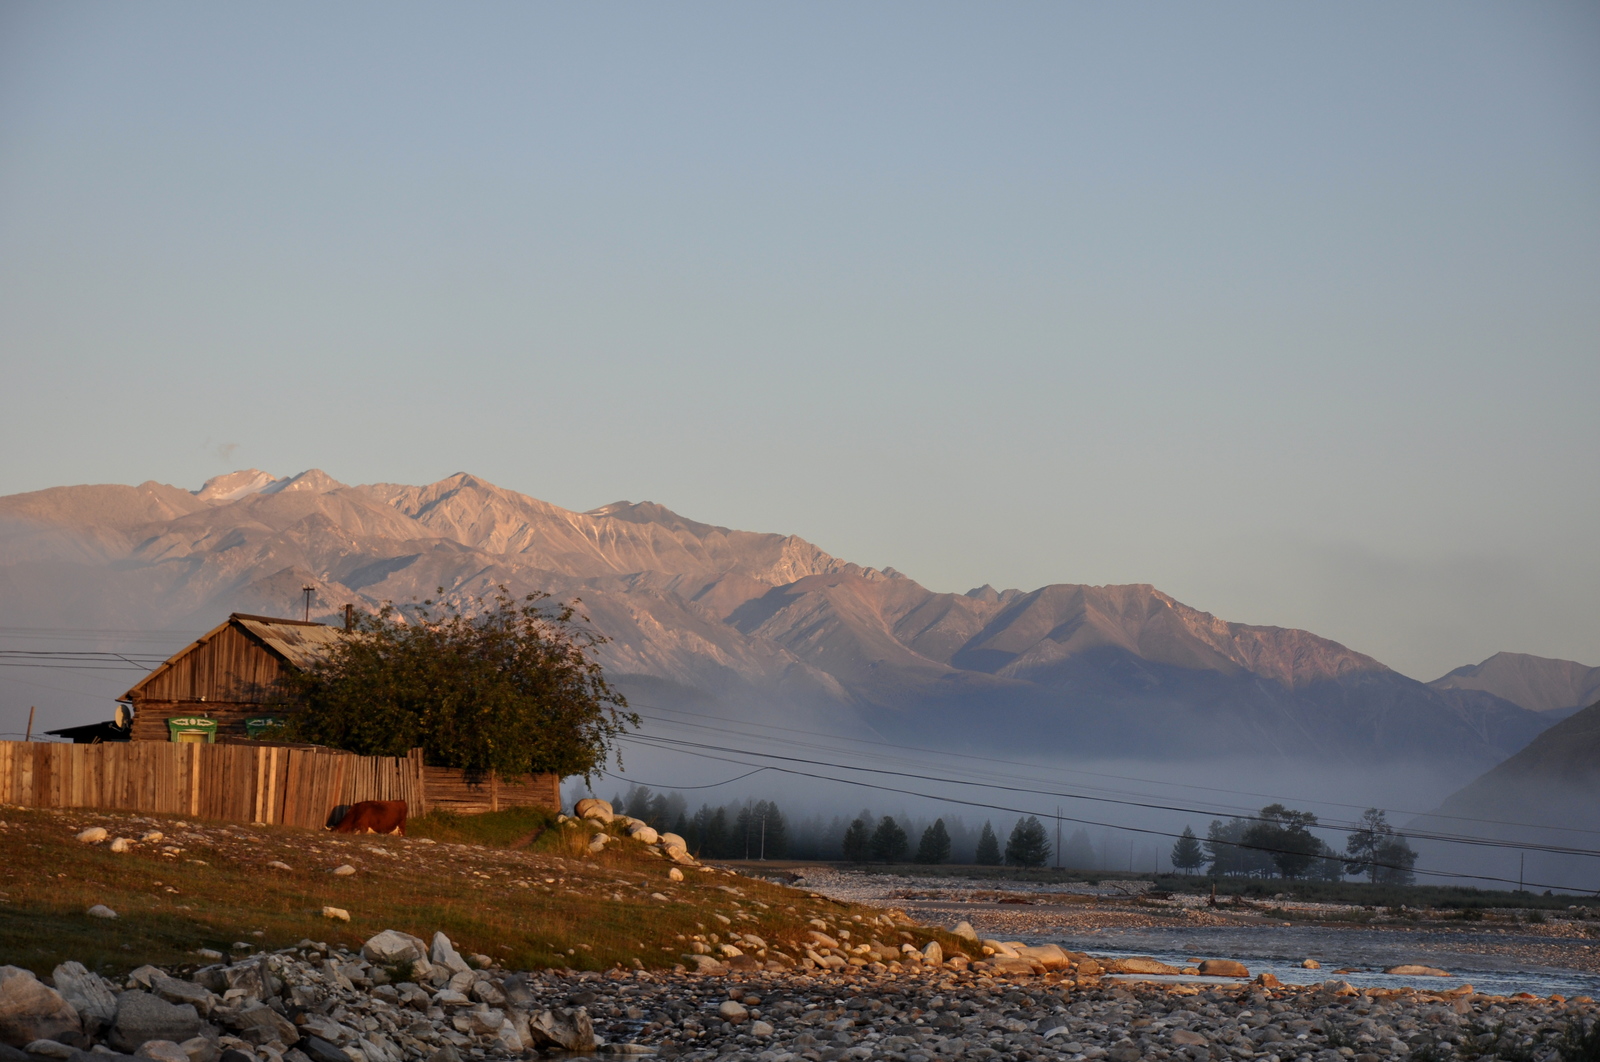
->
[302,586,315,622]
[25,706,35,742]
[1520,853,1525,892]
[760,813,767,861]
[1055,807,1062,870]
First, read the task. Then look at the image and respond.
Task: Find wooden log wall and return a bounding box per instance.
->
[0,742,554,826]
[419,765,560,815]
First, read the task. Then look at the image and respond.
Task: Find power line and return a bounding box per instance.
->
[611,738,1587,895]
[623,700,1600,839]
[613,734,1600,892]
[623,732,1600,860]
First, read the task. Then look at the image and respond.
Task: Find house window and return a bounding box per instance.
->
[165,717,217,743]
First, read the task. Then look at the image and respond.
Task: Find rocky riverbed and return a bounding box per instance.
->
[3,917,1595,1062]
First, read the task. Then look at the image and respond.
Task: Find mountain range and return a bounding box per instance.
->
[0,469,1588,777]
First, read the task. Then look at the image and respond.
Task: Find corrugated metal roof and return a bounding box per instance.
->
[234,616,345,669]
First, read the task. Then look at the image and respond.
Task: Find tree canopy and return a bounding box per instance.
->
[1171,825,1205,874]
[283,589,637,780]
[1344,808,1418,885]
[915,818,952,864]
[1005,816,1051,867]
[974,821,1002,865]
[870,816,910,863]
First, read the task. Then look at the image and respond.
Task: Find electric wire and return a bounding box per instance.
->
[614,733,1593,893]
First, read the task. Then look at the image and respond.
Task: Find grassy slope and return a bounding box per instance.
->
[0,806,961,979]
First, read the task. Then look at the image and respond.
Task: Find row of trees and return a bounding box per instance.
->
[840,815,1053,866]
[606,786,791,860]
[1169,806,1418,883]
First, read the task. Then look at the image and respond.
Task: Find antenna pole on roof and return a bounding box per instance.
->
[302,585,315,623]
[344,603,354,632]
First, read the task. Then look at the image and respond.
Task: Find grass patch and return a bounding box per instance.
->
[0,807,962,980]
[406,805,558,847]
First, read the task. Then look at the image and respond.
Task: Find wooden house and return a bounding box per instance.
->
[121,613,346,743]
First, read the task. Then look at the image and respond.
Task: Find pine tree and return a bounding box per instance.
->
[915,819,952,864]
[974,821,1002,865]
[870,816,909,863]
[704,807,729,859]
[841,817,872,863]
[1170,826,1205,875]
[1005,816,1051,867]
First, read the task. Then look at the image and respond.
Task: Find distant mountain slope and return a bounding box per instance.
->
[0,469,1554,771]
[1408,700,1600,892]
[1429,652,1600,717]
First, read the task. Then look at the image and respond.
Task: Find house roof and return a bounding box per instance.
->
[121,613,345,701]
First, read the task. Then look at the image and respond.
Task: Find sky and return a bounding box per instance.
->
[2,1,1598,681]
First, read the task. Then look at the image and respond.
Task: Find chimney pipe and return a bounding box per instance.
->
[344,603,355,632]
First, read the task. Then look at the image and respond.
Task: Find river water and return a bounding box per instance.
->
[1032,923,1600,999]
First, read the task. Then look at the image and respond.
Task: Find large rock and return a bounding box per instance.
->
[987,957,1037,975]
[1105,956,1182,975]
[230,1004,297,1046]
[429,933,470,976]
[1386,964,1452,977]
[146,976,216,1018]
[527,1008,594,1053]
[625,824,659,845]
[573,799,613,824]
[0,968,82,1048]
[109,993,202,1053]
[950,921,978,942]
[921,942,943,965]
[50,964,116,1036]
[361,931,428,966]
[658,832,686,849]
[1198,959,1250,977]
[1016,944,1069,969]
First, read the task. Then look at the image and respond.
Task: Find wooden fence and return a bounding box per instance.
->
[0,741,558,829]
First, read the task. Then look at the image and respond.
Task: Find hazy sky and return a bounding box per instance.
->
[2,2,1597,680]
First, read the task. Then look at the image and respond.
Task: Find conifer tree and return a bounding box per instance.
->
[974,821,1002,865]
[841,817,872,863]
[1170,825,1205,875]
[870,816,909,863]
[1005,816,1051,867]
[915,818,952,864]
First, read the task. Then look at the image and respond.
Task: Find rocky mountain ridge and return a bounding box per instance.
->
[0,470,1557,769]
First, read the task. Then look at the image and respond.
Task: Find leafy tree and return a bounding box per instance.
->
[1373,836,1418,885]
[1242,804,1323,879]
[1206,817,1276,877]
[974,821,1002,865]
[870,816,910,863]
[1005,816,1051,867]
[1308,841,1346,882]
[841,817,872,863]
[1344,808,1416,884]
[1170,826,1205,875]
[915,819,952,864]
[284,588,636,780]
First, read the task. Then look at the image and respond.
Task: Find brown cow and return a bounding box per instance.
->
[328,799,407,835]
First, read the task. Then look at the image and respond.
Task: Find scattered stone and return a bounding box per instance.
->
[22,1040,74,1059]
[330,865,356,876]
[361,929,428,965]
[667,867,683,882]
[86,905,118,919]
[1108,956,1183,975]
[950,920,979,941]
[1198,958,1249,977]
[0,966,83,1049]
[75,828,108,844]
[139,831,164,844]
[749,1020,774,1037]
[109,838,132,854]
[574,798,614,823]
[716,1000,747,1023]
[193,951,222,962]
[1385,964,1452,977]
[266,861,291,871]
[319,907,349,922]
[1172,1029,1209,1046]
[134,1040,190,1062]
[430,932,470,975]
[1302,958,1322,968]
[296,1035,347,1062]
[1254,971,1282,987]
